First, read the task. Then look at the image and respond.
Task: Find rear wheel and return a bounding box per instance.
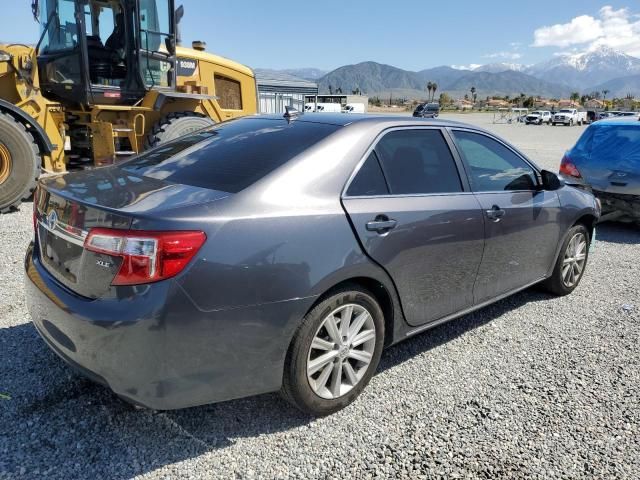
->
[0,113,40,213]
[281,286,384,416]
[541,224,590,296]
[145,112,215,149]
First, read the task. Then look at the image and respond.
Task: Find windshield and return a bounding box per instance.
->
[121,118,341,193]
[559,109,573,113]
[38,0,79,53]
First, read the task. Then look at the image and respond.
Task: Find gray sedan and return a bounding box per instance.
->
[25,113,600,416]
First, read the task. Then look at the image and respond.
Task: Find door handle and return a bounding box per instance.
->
[366,216,397,233]
[485,205,506,222]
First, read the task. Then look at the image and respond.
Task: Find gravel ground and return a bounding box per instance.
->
[1,114,639,479]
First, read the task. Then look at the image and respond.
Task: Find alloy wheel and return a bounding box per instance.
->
[306,304,376,400]
[562,232,587,288]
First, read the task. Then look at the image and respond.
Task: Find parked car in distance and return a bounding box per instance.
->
[316,103,342,113]
[343,103,366,114]
[560,117,639,224]
[525,111,552,125]
[25,114,599,416]
[552,108,588,126]
[616,111,640,118]
[413,102,440,118]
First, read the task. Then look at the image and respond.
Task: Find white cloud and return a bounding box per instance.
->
[532,6,640,57]
[533,15,602,47]
[483,51,523,60]
[451,64,482,70]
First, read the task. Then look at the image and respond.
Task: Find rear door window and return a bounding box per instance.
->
[121,118,339,193]
[346,152,389,196]
[374,129,463,195]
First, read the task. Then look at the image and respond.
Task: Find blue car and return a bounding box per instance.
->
[560,117,640,224]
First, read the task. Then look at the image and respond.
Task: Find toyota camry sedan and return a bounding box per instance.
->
[26,113,599,415]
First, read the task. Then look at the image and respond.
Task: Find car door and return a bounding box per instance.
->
[342,128,485,327]
[449,129,562,303]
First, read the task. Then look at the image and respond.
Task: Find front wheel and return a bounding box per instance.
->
[541,224,590,296]
[0,113,40,213]
[281,286,385,416]
[145,112,215,149]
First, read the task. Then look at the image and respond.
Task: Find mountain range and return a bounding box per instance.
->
[305,46,640,99]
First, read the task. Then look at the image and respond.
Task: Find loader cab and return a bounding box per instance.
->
[35,0,176,106]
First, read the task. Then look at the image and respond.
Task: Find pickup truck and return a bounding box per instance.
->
[525,111,552,125]
[552,109,588,126]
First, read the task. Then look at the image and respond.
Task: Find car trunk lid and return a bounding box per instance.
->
[34,167,229,298]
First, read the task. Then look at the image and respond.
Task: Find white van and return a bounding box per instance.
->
[343,103,366,114]
[315,103,342,113]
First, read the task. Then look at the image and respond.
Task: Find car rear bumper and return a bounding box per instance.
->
[24,242,315,410]
[593,190,640,220]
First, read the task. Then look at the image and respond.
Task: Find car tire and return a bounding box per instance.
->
[0,113,40,214]
[145,112,215,149]
[541,224,590,296]
[281,285,385,416]
[569,119,574,126]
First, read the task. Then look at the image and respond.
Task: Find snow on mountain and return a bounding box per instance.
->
[526,46,640,89]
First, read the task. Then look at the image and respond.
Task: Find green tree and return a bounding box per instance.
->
[438,92,452,106]
[570,92,580,104]
[431,83,438,102]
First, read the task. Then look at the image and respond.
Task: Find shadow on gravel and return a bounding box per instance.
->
[378,288,554,373]
[595,221,640,245]
[0,287,554,478]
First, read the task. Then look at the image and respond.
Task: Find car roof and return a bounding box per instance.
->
[249,113,476,129]
[593,117,640,126]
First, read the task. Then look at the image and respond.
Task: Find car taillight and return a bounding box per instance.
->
[559,155,582,178]
[84,228,206,285]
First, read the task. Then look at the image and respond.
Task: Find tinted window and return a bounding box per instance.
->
[121,118,339,193]
[347,152,389,196]
[375,129,462,195]
[452,131,537,192]
[591,125,640,167]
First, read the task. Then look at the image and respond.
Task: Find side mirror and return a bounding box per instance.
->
[540,169,563,190]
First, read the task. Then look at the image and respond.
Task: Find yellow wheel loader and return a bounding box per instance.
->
[0,0,258,212]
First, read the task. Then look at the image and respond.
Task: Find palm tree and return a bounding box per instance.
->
[569,92,580,106]
[328,84,333,95]
[426,82,433,102]
[431,83,438,102]
[602,89,609,101]
[470,86,476,105]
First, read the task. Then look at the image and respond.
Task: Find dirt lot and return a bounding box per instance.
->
[0,115,638,479]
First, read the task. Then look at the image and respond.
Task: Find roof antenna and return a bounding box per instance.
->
[283,106,301,122]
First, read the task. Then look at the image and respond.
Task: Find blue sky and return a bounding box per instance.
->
[2,1,638,71]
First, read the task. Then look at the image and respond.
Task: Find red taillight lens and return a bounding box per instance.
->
[84,228,206,285]
[559,155,582,178]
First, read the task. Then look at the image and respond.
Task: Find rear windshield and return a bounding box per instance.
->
[121,118,340,193]
[591,124,640,167]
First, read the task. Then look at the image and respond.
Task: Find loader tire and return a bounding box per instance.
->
[145,112,215,149]
[0,113,40,214]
